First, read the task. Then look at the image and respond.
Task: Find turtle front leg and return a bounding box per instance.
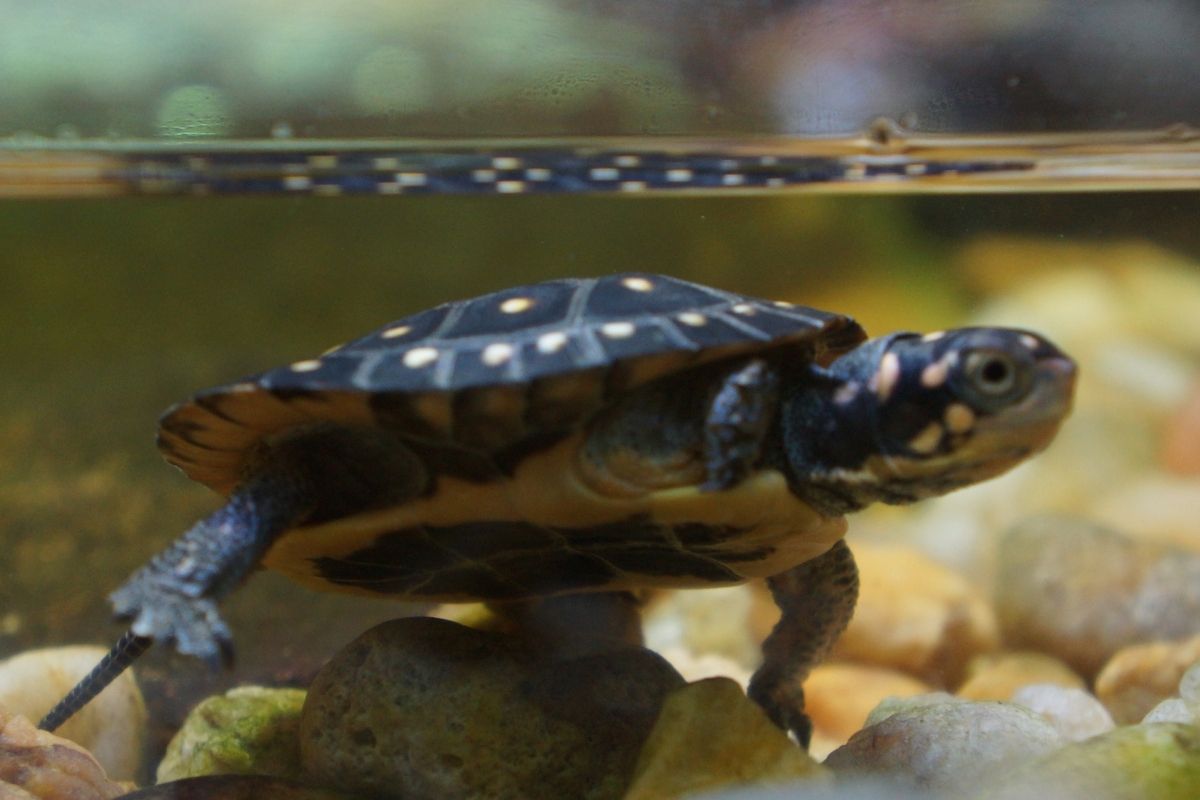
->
[110,469,313,666]
[748,539,859,747]
[701,359,779,491]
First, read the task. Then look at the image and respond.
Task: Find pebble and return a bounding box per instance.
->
[623,677,825,800]
[300,617,684,800]
[1094,635,1200,724]
[978,722,1200,800]
[0,705,131,799]
[957,651,1085,701]
[0,646,146,782]
[1162,381,1200,475]
[824,696,1063,795]
[1010,685,1115,741]
[823,544,999,687]
[801,663,931,760]
[645,585,760,670]
[156,686,307,783]
[994,515,1200,677]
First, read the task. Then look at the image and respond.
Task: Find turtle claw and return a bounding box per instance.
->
[111,578,235,669]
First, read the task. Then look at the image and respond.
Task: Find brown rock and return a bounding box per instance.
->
[995,516,1200,678]
[821,544,998,687]
[1095,635,1200,724]
[0,706,130,800]
[624,678,825,800]
[802,663,931,759]
[957,652,1085,701]
[300,617,684,800]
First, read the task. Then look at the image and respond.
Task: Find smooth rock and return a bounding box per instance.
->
[801,663,931,760]
[754,544,999,688]
[0,646,146,782]
[119,775,357,799]
[157,686,306,783]
[301,617,684,800]
[977,723,1200,800]
[825,696,1064,794]
[957,651,1085,701]
[0,706,131,800]
[1094,635,1200,724]
[1144,699,1193,724]
[995,516,1200,677]
[624,678,825,800]
[1010,685,1115,741]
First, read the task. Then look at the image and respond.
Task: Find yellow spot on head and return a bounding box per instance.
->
[500,297,534,314]
[622,277,654,292]
[382,325,412,339]
[875,352,901,401]
[601,321,636,339]
[944,403,975,434]
[677,312,706,327]
[908,422,943,454]
[403,347,439,368]
[481,342,514,366]
[536,331,568,354]
[921,359,949,388]
[290,359,322,372]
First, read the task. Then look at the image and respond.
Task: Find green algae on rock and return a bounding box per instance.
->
[977,723,1200,800]
[156,687,307,783]
[300,617,684,800]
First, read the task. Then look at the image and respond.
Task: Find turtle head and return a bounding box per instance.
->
[780,327,1076,515]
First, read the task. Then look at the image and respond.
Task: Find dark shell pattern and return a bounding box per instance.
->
[157,274,865,493]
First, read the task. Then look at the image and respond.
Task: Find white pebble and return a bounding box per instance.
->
[1011,684,1115,741]
[0,646,146,781]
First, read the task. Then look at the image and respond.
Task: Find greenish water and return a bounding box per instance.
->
[1,189,1197,740]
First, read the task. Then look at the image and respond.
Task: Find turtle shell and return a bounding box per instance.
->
[157,273,866,496]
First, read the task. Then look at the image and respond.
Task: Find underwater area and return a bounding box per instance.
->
[1,1,1199,799]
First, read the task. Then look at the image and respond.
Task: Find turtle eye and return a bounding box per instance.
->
[959,349,1031,411]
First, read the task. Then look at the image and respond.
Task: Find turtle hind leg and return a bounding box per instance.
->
[748,539,858,748]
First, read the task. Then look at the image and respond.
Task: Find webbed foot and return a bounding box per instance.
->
[110,576,234,668]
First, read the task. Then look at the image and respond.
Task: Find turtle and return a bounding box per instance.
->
[40,272,1076,744]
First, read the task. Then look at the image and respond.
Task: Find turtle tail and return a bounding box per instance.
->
[38,630,153,732]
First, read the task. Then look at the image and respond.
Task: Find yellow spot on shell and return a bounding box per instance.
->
[500,297,534,314]
[1020,334,1041,350]
[875,352,901,401]
[290,359,322,372]
[537,331,568,354]
[923,330,945,342]
[731,303,757,315]
[492,156,522,170]
[403,347,439,368]
[908,422,943,454]
[481,342,514,366]
[382,325,412,339]
[677,312,706,326]
[666,168,694,183]
[622,277,654,292]
[944,403,975,434]
[601,321,636,339]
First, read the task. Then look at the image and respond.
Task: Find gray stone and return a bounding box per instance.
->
[300,617,684,800]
